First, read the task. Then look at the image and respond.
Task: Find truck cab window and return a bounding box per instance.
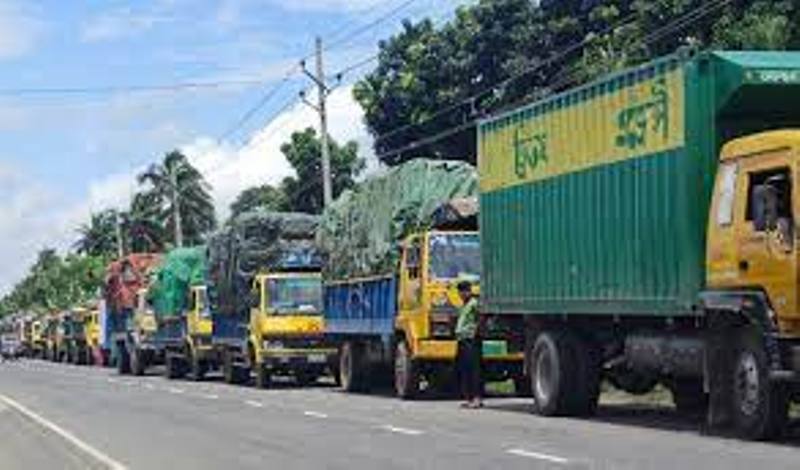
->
[747,167,793,244]
[406,241,421,279]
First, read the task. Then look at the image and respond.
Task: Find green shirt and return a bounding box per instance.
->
[455,297,479,340]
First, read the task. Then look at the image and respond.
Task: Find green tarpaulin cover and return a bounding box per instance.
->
[148,247,206,319]
[317,159,477,280]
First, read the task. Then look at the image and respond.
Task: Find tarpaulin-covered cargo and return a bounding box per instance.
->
[478,50,800,318]
[103,254,162,314]
[317,159,478,280]
[148,247,206,319]
[207,211,320,317]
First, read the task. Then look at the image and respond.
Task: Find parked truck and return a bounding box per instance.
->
[103,253,162,374]
[59,308,92,364]
[146,247,218,380]
[478,50,800,440]
[210,211,335,388]
[318,160,525,399]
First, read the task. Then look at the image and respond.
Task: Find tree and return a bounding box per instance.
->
[123,192,166,253]
[355,0,799,165]
[74,210,120,257]
[229,184,287,220]
[137,150,216,247]
[279,128,364,214]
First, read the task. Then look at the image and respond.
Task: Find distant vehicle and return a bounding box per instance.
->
[1,334,23,360]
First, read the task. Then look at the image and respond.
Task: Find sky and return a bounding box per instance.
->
[0,0,472,296]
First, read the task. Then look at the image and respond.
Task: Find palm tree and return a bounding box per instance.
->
[73,210,118,257]
[122,192,166,253]
[137,150,216,247]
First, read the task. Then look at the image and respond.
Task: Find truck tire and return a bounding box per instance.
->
[670,378,708,415]
[222,349,248,385]
[339,341,365,392]
[394,340,419,399]
[731,331,789,440]
[130,345,146,376]
[530,330,575,416]
[255,365,271,389]
[165,353,186,380]
[116,343,131,375]
[567,333,602,416]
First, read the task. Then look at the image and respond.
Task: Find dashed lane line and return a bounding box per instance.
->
[0,393,128,470]
[166,387,185,395]
[303,411,328,419]
[506,448,570,465]
[245,400,264,408]
[379,425,424,436]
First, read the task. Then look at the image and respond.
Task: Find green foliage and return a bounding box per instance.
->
[355,0,800,165]
[73,210,119,257]
[0,249,107,317]
[229,184,287,220]
[137,150,217,246]
[229,128,364,217]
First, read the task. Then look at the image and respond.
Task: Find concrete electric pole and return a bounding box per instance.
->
[301,36,338,208]
[170,168,183,248]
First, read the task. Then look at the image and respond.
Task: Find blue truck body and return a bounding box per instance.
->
[323,276,397,339]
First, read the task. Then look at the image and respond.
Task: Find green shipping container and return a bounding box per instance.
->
[478,51,800,317]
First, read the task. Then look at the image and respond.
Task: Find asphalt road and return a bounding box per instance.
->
[1,359,799,470]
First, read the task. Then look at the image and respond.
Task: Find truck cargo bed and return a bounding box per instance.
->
[323,276,397,337]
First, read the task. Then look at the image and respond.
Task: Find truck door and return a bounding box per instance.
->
[734,154,797,324]
[400,236,424,311]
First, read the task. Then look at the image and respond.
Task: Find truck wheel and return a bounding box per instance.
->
[222,349,248,385]
[130,346,145,376]
[339,341,364,392]
[165,353,186,380]
[530,331,574,416]
[670,378,708,415]
[255,365,271,389]
[116,344,131,375]
[394,340,419,400]
[731,331,789,440]
[567,333,602,416]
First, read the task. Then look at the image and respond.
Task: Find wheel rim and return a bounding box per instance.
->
[735,351,761,417]
[534,346,555,404]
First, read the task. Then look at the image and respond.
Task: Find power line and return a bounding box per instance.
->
[0,78,271,97]
[325,0,420,51]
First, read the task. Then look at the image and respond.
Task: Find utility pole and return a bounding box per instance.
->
[170,169,183,248]
[115,211,125,259]
[300,36,338,208]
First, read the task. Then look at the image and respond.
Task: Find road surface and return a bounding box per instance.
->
[0,359,799,469]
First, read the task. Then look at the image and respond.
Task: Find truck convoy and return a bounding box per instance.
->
[478,50,800,439]
[317,159,524,398]
[209,211,334,388]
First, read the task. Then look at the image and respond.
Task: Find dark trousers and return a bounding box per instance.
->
[457,338,482,400]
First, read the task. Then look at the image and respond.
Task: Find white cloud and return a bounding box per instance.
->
[0,2,43,60]
[81,7,171,42]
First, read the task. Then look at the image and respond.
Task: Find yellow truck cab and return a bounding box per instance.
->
[30,319,44,358]
[393,230,525,397]
[84,308,101,364]
[248,272,336,388]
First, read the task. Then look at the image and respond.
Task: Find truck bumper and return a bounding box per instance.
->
[413,339,525,363]
[261,348,338,370]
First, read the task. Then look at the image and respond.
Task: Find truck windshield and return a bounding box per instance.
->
[267,277,322,315]
[429,233,481,280]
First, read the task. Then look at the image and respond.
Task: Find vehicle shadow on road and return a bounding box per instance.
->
[485,400,800,446]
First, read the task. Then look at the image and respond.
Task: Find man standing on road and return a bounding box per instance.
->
[455,280,482,409]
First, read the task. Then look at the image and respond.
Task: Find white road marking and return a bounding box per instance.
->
[106,378,119,384]
[379,425,424,436]
[202,393,219,400]
[507,448,570,465]
[167,387,185,395]
[0,394,128,470]
[303,411,328,419]
[245,400,264,408]
[143,383,156,390]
